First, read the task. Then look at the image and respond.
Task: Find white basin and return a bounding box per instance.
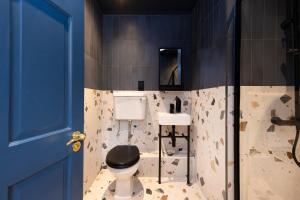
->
[158,112,191,126]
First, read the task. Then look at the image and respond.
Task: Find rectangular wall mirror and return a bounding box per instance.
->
[159,48,183,91]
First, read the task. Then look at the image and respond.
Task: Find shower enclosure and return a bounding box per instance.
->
[239,0,300,199]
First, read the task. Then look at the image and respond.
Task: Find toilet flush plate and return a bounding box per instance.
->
[158,112,191,126]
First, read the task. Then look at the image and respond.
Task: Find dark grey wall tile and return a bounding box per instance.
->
[191,0,235,89]
[241,0,252,39]
[85,54,99,88]
[262,40,277,85]
[263,0,278,39]
[88,0,237,90]
[132,67,157,90]
[101,14,192,90]
[119,40,138,66]
[111,67,120,89]
[102,15,113,42]
[240,0,292,86]
[85,0,92,57]
[119,65,134,90]
[251,40,264,85]
[102,67,112,89]
[240,40,252,85]
[85,0,103,89]
[251,0,264,39]
[277,0,287,39]
[102,41,112,66]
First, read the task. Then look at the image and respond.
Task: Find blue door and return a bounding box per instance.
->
[0,0,84,199]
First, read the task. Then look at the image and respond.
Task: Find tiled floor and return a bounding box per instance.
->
[247,178,284,200]
[84,170,206,200]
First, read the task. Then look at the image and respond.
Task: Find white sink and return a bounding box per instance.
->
[158,112,191,126]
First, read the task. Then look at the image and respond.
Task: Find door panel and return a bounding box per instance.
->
[0,0,84,200]
[10,0,71,141]
[9,159,67,200]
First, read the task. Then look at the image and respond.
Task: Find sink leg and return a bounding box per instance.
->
[187,125,191,185]
[172,125,176,147]
[159,125,161,184]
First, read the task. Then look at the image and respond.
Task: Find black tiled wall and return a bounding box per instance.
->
[240,0,294,86]
[101,15,192,90]
[84,0,103,89]
[85,0,238,91]
[191,0,236,89]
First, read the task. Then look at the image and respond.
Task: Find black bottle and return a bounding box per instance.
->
[170,104,175,113]
[175,96,181,113]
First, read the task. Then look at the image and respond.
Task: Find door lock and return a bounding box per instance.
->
[72,141,82,152]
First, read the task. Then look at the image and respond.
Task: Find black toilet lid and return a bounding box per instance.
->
[106,145,140,169]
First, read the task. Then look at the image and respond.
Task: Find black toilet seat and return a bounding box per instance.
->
[106,145,140,169]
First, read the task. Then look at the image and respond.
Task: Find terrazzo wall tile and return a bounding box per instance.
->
[240,86,300,200]
[138,153,195,181]
[99,91,192,168]
[83,89,102,195]
[191,86,227,200]
[84,88,233,197]
[83,89,196,189]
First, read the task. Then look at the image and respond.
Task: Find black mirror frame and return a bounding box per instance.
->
[158,47,183,91]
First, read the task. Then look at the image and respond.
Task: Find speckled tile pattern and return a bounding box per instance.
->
[84,88,235,200]
[84,90,195,196]
[240,86,300,200]
[191,87,227,200]
[138,152,195,182]
[83,170,206,200]
[99,91,191,156]
[84,89,102,195]
[99,91,194,179]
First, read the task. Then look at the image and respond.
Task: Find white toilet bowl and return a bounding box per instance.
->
[108,161,140,200]
[106,145,140,200]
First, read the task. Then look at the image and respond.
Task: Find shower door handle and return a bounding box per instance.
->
[271,117,297,126]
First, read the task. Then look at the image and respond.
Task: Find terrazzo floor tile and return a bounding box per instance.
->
[84,170,206,200]
[248,178,283,200]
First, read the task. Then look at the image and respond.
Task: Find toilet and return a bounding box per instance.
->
[106,145,140,200]
[106,91,146,200]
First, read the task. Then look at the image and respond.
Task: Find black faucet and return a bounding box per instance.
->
[168,97,182,147]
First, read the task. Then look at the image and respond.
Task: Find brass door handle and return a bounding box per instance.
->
[66,131,86,146]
